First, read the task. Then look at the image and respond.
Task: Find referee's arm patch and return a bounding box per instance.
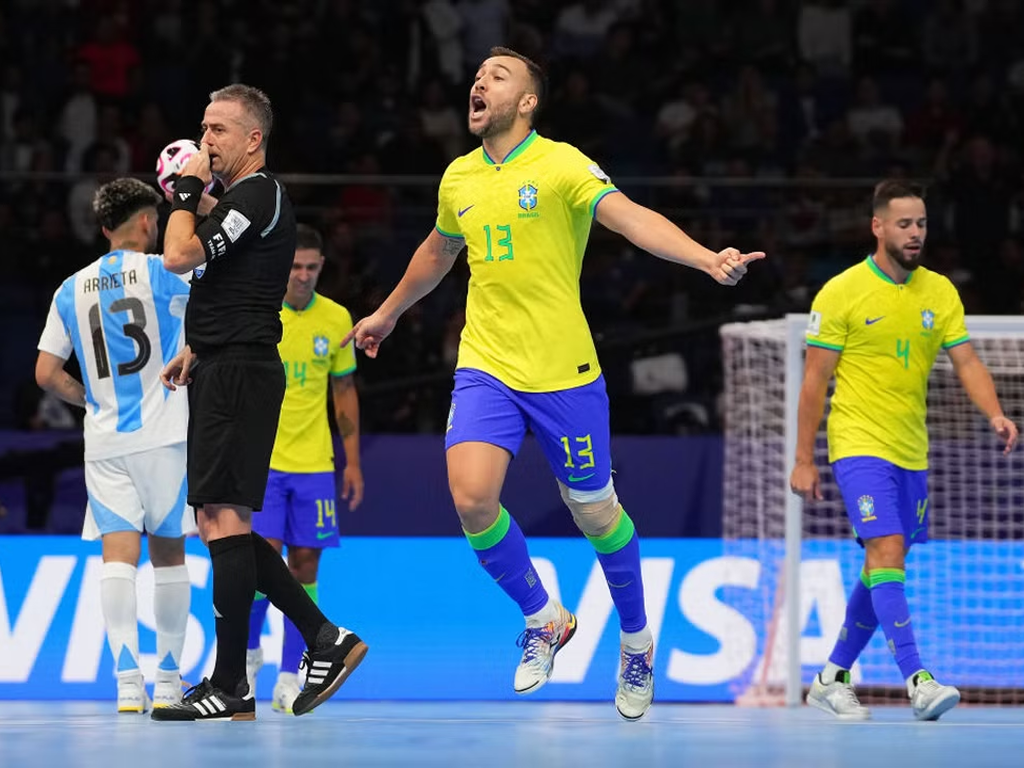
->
[221,209,251,243]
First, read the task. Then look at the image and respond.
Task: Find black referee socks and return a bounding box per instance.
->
[251,532,329,649]
[208,533,257,695]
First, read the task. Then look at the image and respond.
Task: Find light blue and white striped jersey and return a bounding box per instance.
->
[38,250,191,461]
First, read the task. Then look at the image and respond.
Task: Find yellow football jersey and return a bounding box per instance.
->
[806,256,970,469]
[435,130,619,392]
[271,293,356,473]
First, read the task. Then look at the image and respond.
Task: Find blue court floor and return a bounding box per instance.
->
[1,701,1021,767]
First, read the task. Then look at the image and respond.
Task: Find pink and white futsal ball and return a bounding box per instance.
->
[156,139,215,195]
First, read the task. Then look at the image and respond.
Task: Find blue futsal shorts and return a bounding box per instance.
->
[445,368,612,496]
[832,456,929,547]
[252,469,340,548]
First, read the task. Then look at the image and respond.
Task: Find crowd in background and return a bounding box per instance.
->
[2,0,1024,434]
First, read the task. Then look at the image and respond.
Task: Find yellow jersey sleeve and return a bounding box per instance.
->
[554,145,619,217]
[806,278,848,351]
[331,305,357,376]
[941,282,970,349]
[435,162,463,239]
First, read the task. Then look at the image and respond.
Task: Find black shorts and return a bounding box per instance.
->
[186,344,285,510]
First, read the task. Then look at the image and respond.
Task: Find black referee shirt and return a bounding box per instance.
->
[185,169,296,353]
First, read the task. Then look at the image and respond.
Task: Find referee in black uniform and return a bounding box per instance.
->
[153,84,367,721]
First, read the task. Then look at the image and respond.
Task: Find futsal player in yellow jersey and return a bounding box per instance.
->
[790,180,1018,722]
[246,223,365,713]
[345,47,764,721]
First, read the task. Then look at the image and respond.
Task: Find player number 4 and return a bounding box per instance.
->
[896,338,910,369]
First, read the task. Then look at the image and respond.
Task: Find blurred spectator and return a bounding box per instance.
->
[797,0,852,77]
[458,0,510,75]
[846,77,903,150]
[547,70,608,158]
[852,0,916,78]
[76,15,140,102]
[420,80,465,161]
[733,0,794,74]
[423,0,464,86]
[554,0,621,59]
[922,0,978,74]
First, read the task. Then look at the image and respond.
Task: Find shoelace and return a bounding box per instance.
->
[833,683,863,709]
[297,652,313,689]
[916,679,942,696]
[516,624,554,665]
[620,650,653,689]
[181,678,213,704]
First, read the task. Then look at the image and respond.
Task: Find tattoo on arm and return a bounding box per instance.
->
[337,413,357,438]
[441,236,465,259]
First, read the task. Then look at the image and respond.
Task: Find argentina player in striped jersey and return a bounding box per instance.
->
[36,178,196,713]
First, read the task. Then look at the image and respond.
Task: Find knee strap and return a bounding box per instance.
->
[558,480,621,538]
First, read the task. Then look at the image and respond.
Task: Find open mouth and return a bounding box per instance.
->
[470,94,487,117]
[905,243,922,254]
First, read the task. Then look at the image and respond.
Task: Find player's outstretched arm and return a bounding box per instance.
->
[948,342,1020,454]
[594,191,765,285]
[342,228,463,358]
[35,351,86,408]
[789,345,841,502]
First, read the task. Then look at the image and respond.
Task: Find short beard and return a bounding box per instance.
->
[469,103,517,139]
[886,240,923,271]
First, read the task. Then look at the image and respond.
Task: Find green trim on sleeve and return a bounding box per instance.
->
[942,335,970,349]
[465,505,511,551]
[330,366,357,378]
[435,225,464,240]
[806,339,844,352]
[589,187,620,218]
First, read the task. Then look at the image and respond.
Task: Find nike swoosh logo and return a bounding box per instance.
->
[865,316,885,325]
[567,473,595,482]
[911,526,925,539]
[855,622,876,630]
[316,531,334,540]
[607,580,633,589]
[895,618,911,628]
[458,205,474,217]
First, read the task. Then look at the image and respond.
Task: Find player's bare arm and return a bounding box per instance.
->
[160,344,197,391]
[35,351,86,408]
[343,228,463,357]
[594,191,766,286]
[163,146,214,274]
[790,345,841,501]
[331,373,364,510]
[947,342,1020,454]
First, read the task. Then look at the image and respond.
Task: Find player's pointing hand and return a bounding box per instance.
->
[342,310,397,359]
[710,247,767,286]
[991,415,1019,454]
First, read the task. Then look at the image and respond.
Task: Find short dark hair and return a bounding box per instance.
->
[93,178,163,231]
[296,223,323,253]
[489,46,547,123]
[872,179,926,213]
[210,83,274,143]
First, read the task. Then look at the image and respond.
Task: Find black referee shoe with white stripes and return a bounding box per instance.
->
[292,624,368,716]
[151,678,255,722]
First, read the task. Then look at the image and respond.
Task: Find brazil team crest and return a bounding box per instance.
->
[857,495,877,522]
[921,309,935,330]
[313,335,330,358]
[518,182,538,211]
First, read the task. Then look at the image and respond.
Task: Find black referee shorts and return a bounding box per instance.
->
[186,344,285,511]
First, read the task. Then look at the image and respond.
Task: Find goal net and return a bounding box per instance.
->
[720,314,1024,707]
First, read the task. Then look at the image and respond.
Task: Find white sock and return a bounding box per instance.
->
[525,598,559,628]
[821,661,845,684]
[100,562,139,675]
[277,671,299,688]
[621,626,653,653]
[153,564,191,676]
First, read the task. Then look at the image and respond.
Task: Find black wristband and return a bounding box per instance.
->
[171,176,205,214]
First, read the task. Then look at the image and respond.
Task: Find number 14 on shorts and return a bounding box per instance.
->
[316,499,336,529]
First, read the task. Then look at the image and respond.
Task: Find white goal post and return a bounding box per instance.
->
[721,314,1024,707]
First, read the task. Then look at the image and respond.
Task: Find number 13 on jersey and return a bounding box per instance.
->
[482,224,514,262]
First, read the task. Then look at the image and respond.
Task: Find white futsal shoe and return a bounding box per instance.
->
[245,647,264,699]
[117,673,151,714]
[806,670,871,720]
[513,602,578,695]
[908,671,960,721]
[615,642,654,720]
[272,672,302,714]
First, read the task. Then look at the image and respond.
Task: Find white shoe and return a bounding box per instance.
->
[117,673,151,714]
[908,671,960,721]
[153,671,183,708]
[615,642,654,721]
[513,603,577,695]
[806,672,871,720]
[246,647,264,699]
[271,672,301,714]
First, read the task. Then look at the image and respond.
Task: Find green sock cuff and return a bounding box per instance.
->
[302,582,318,604]
[868,568,905,587]
[465,506,511,551]
[860,570,870,588]
[586,508,635,555]
[254,591,267,601]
